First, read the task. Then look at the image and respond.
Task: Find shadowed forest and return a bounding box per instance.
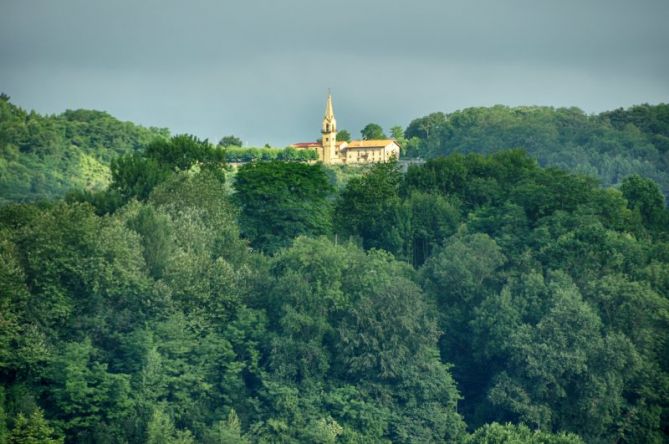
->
[1,98,669,443]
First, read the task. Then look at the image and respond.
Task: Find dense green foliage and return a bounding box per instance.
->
[234,161,332,254]
[334,153,669,442]
[218,135,243,148]
[2,100,669,442]
[361,123,386,140]
[2,148,668,442]
[68,134,226,213]
[0,96,168,204]
[465,423,583,444]
[4,98,669,206]
[336,130,351,142]
[0,164,465,442]
[224,147,317,163]
[403,104,669,200]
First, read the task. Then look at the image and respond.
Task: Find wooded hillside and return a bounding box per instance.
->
[1,135,667,442]
[0,95,168,204]
[403,104,669,199]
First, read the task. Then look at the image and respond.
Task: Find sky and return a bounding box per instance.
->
[1,0,668,147]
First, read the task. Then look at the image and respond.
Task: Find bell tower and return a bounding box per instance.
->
[321,91,337,164]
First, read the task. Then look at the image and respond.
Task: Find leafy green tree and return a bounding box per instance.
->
[218,135,243,147]
[261,237,465,442]
[420,233,506,424]
[109,134,225,205]
[224,146,318,162]
[224,147,277,162]
[336,130,351,142]
[334,160,404,255]
[0,387,7,443]
[466,422,584,444]
[124,204,175,279]
[489,278,635,437]
[146,404,195,444]
[620,174,667,229]
[421,233,506,311]
[148,170,248,266]
[405,112,447,140]
[390,125,404,141]
[110,155,169,201]
[45,339,133,441]
[403,112,448,158]
[263,237,351,383]
[8,409,63,444]
[277,147,318,161]
[360,123,386,140]
[234,161,333,253]
[403,191,460,266]
[145,134,224,171]
[204,410,249,444]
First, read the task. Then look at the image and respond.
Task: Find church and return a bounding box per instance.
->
[291,93,400,165]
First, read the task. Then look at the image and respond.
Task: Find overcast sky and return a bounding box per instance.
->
[1,0,668,146]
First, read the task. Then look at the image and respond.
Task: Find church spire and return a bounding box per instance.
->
[324,90,334,120]
[322,90,336,134]
[321,90,337,164]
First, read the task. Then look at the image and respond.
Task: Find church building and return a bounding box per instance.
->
[292,93,400,165]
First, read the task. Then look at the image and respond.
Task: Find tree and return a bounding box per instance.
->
[234,161,333,253]
[403,191,460,266]
[336,130,351,142]
[263,237,466,442]
[390,125,404,141]
[360,123,386,140]
[334,160,404,255]
[620,175,667,229]
[108,134,226,205]
[8,409,63,444]
[204,410,249,444]
[110,155,169,201]
[147,404,195,444]
[277,147,318,161]
[466,422,584,444]
[390,125,408,155]
[144,134,225,173]
[404,112,447,140]
[420,233,506,426]
[218,135,243,147]
[46,339,133,440]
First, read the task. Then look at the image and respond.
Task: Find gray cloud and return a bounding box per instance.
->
[1,0,668,146]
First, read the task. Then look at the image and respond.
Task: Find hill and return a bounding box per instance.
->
[1,148,667,442]
[3,97,669,204]
[0,94,169,204]
[403,104,669,199]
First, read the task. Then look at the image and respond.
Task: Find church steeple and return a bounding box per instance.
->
[322,91,337,134]
[321,91,337,163]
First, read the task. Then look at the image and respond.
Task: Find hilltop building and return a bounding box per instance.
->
[292,93,400,165]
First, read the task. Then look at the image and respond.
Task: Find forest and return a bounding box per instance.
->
[400,104,669,200]
[0,94,169,205]
[1,128,668,443]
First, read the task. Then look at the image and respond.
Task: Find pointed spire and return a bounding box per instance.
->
[322,90,336,134]
[325,91,334,119]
